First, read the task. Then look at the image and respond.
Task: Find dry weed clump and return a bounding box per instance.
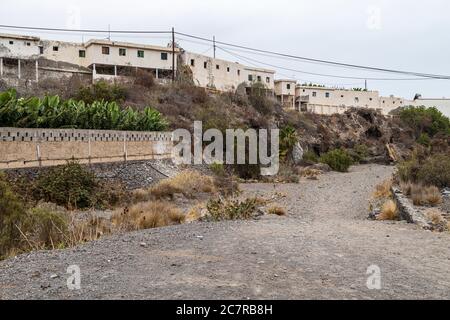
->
[425,209,449,232]
[411,185,443,207]
[378,200,398,221]
[205,197,259,221]
[373,179,393,199]
[112,201,185,231]
[267,205,287,216]
[150,170,216,199]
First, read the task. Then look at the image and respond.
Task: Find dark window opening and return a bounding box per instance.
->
[216,65,220,70]
[190,59,195,67]
[53,46,59,52]
[204,61,207,69]
[238,70,241,76]
[257,76,261,82]
[287,84,291,89]
[119,48,126,56]
[102,46,110,55]
[161,52,168,60]
[79,50,86,58]
[39,46,44,54]
[248,75,253,81]
[138,50,144,58]
[9,40,13,45]
[227,67,230,72]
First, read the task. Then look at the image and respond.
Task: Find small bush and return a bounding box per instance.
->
[378,200,398,221]
[0,173,27,258]
[411,185,442,206]
[349,144,369,163]
[150,170,216,199]
[134,69,155,88]
[303,150,319,164]
[319,149,353,172]
[416,154,450,189]
[75,80,127,104]
[35,161,99,209]
[205,198,258,221]
[417,133,431,147]
[112,201,184,231]
[373,179,393,199]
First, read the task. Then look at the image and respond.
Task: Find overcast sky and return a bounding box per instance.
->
[1,0,449,99]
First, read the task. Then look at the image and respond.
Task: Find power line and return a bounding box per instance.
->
[175,31,450,80]
[0,24,171,34]
[1,24,449,80]
[217,46,435,82]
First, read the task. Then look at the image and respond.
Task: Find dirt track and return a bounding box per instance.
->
[1,164,449,300]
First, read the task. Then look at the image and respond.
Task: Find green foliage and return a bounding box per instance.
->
[399,153,450,188]
[75,81,127,104]
[24,205,68,249]
[399,106,450,138]
[417,133,431,147]
[319,149,354,172]
[0,173,27,258]
[0,89,168,131]
[279,125,298,161]
[205,197,258,221]
[349,144,369,163]
[35,161,99,209]
[249,82,272,115]
[303,150,319,164]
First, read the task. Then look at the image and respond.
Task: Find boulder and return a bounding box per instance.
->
[292,143,304,165]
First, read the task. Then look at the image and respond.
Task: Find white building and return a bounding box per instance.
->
[181,51,275,91]
[0,33,179,83]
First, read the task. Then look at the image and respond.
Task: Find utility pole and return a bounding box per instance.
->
[365,79,368,91]
[213,36,216,59]
[172,27,175,83]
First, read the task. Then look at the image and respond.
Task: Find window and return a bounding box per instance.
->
[9,40,13,45]
[355,97,360,103]
[53,46,59,52]
[190,59,195,67]
[102,46,109,55]
[341,95,344,98]
[237,70,241,76]
[204,61,207,69]
[227,67,230,72]
[79,50,86,58]
[161,52,168,60]
[303,89,306,92]
[119,48,126,56]
[369,98,373,101]
[257,76,261,82]
[138,50,145,58]
[287,84,291,90]
[26,42,31,46]
[216,65,220,70]
[325,92,330,98]
[248,75,253,82]
[312,92,317,97]
[38,46,44,54]
[266,77,270,84]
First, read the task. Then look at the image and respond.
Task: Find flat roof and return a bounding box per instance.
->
[85,39,180,53]
[275,79,297,83]
[0,33,40,41]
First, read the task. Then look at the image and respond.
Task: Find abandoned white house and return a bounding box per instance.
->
[0,33,179,86]
[181,51,275,92]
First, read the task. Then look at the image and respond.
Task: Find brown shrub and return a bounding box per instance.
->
[426,209,446,225]
[150,171,216,199]
[378,200,398,221]
[373,179,393,199]
[411,185,443,206]
[112,201,185,231]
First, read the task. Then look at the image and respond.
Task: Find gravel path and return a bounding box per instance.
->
[1,164,449,300]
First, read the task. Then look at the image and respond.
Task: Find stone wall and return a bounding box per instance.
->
[0,127,172,169]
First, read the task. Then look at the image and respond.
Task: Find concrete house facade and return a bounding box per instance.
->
[274,79,297,109]
[181,51,275,91]
[0,33,179,85]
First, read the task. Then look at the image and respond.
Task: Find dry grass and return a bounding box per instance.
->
[399,181,413,196]
[411,185,443,207]
[112,201,185,231]
[377,200,398,221]
[373,179,393,199]
[185,203,207,223]
[426,209,446,225]
[299,168,321,180]
[150,170,216,199]
[267,204,287,216]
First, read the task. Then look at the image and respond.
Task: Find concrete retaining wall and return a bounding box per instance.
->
[0,127,172,169]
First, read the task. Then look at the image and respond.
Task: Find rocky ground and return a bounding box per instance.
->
[1,164,449,300]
